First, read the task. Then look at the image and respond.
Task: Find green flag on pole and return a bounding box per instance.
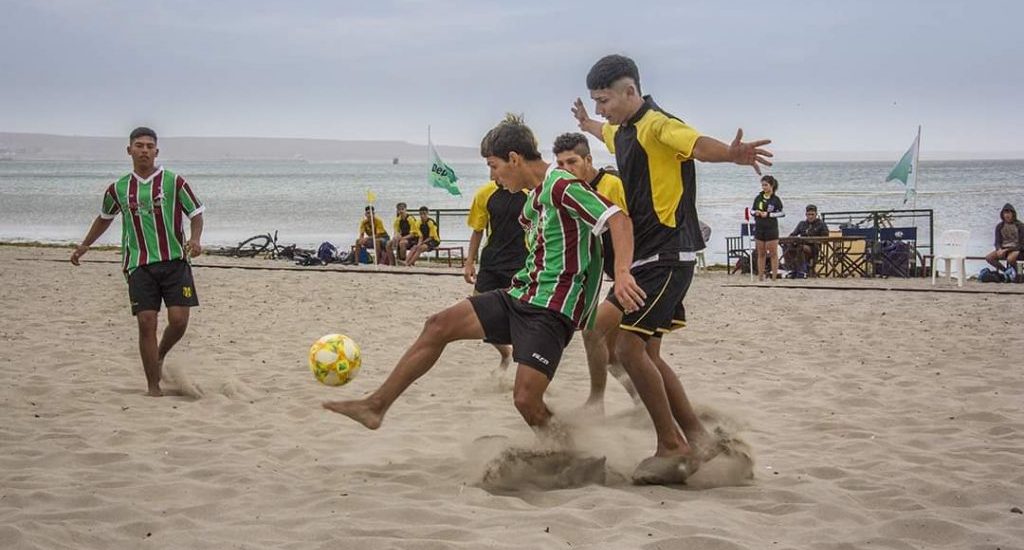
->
[885,127,921,205]
[427,138,461,196]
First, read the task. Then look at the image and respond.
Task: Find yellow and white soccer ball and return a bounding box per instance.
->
[309,334,361,386]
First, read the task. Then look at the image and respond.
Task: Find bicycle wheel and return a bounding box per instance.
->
[234,234,272,257]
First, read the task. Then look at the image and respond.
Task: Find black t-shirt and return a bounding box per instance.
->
[468,181,528,273]
[752,193,783,231]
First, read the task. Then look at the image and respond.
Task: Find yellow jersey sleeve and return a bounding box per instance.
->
[656,117,701,161]
[601,123,619,154]
[374,217,388,236]
[467,182,498,231]
[427,219,441,241]
[596,172,628,215]
[409,215,421,238]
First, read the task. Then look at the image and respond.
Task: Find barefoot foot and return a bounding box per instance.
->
[322,399,384,429]
[631,455,693,485]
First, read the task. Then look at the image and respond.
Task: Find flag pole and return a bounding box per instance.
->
[911,125,921,212]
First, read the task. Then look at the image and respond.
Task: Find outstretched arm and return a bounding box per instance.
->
[572,98,605,140]
[692,129,773,175]
[70,216,113,265]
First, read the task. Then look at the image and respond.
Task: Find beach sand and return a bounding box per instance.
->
[1,245,1022,549]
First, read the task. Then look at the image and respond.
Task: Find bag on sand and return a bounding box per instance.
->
[317,242,338,264]
[978,267,1002,283]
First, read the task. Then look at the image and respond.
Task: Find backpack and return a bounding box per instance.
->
[316,242,338,264]
[978,267,1002,283]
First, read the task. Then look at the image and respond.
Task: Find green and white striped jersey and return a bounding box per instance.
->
[508,165,621,329]
[100,167,204,273]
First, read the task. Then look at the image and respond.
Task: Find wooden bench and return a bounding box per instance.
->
[432,246,464,268]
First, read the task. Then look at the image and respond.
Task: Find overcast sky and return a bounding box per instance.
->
[2,0,1022,157]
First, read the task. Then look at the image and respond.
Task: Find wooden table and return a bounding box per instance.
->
[779,236,869,278]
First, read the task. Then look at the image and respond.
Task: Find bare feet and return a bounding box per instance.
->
[146,387,163,397]
[631,455,692,485]
[321,399,384,429]
[581,395,605,417]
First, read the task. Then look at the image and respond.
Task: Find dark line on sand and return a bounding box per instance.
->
[18,258,464,277]
[720,283,1024,296]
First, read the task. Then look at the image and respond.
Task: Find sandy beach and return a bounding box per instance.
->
[1,244,1023,549]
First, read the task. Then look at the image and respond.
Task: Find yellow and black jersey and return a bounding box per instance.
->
[602,95,706,261]
[359,216,389,238]
[591,169,627,278]
[393,214,419,238]
[467,180,528,273]
[418,217,440,243]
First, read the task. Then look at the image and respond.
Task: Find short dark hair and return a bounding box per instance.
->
[806,204,818,212]
[761,175,778,192]
[552,132,591,157]
[129,127,157,143]
[396,202,407,209]
[586,54,641,93]
[418,206,429,214]
[480,113,542,161]
[364,205,374,212]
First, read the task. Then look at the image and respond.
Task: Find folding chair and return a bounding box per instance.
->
[931,229,970,287]
[836,227,874,277]
[877,227,917,278]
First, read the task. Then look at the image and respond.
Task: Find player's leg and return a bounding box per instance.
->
[156,260,199,369]
[581,300,622,409]
[512,364,553,427]
[127,265,165,396]
[645,336,709,445]
[323,298,487,428]
[615,331,690,458]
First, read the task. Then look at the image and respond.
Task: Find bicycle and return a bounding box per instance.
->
[231,230,297,260]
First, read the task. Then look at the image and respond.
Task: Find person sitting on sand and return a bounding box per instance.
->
[985,203,1024,279]
[70,127,204,397]
[404,206,441,267]
[322,114,643,446]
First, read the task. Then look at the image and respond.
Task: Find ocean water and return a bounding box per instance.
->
[1,159,1021,266]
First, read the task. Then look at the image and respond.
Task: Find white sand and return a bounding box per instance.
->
[2,245,1023,549]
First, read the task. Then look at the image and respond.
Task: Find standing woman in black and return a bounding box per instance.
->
[752,175,784,280]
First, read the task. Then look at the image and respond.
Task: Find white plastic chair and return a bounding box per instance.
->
[931,229,970,287]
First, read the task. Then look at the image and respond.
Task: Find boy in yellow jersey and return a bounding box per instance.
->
[552,133,638,408]
[405,206,441,267]
[465,178,528,372]
[572,54,773,483]
[354,206,391,265]
[389,202,420,262]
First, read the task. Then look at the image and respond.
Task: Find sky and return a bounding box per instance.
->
[2,0,1022,158]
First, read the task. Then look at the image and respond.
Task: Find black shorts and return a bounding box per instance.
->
[474,269,518,294]
[607,262,694,339]
[421,239,440,251]
[755,225,779,242]
[468,290,574,379]
[127,260,199,316]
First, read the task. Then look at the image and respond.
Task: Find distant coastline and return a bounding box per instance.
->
[1,132,1021,163]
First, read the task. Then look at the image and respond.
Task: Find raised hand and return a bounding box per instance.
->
[729,128,773,175]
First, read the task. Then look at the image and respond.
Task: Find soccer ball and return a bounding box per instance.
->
[309,334,361,386]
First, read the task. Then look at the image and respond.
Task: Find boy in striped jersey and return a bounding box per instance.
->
[70,127,205,397]
[323,115,644,434]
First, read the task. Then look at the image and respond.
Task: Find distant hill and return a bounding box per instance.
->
[0,132,480,162]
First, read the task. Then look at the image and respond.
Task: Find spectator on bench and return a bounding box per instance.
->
[985,203,1024,279]
[405,206,441,267]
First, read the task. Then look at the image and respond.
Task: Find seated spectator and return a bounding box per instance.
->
[352,205,391,265]
[783,204,829,278]
[985,203,1024,278]
[405,206,441,267]
[388,202,420,262]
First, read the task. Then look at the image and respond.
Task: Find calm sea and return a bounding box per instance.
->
[1,159,1021,266]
